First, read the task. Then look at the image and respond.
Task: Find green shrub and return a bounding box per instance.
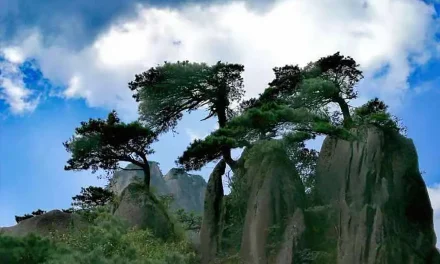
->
[1,209,198,264]
[0,233,67,264]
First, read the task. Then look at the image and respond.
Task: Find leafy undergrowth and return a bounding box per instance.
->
[0,209,199,264]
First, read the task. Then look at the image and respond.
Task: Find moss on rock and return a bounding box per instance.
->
[113,183,177,241]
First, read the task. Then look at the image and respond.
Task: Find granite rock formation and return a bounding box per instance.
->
[208,126,439,264]
[113,182,176,240]
[109,162,207,213]
[313,126,438,263]
[0,210,87,237]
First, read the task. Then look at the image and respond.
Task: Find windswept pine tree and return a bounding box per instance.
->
[129,61,246,171]
[177,52,364,171]
[71,186,114,210]
[63,111,157,190]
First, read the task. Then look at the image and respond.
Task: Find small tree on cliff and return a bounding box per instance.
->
[129,61,245,171]
[245,52,363,128]
[15,214,34,223]
[353,97,406,134]
[63,111,157,190]
[15,209,47,223]
[71,186,114,210]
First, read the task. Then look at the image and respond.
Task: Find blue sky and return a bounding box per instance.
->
[0,0,440,245]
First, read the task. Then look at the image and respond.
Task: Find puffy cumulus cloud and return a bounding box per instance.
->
[428,184,440,247]
[0,56,39,114]
[1,0,438,117]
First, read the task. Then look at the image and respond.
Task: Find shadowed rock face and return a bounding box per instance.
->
[274,208,306,264]
[109,162,207,213]
[109,162,169,196]
[208,127,438,264]
[164,168,207,213]
[0,210,87,237]
[239,141,306,264]
[315,127,438,264]
[113,183,175,240]
[200,160,226,264]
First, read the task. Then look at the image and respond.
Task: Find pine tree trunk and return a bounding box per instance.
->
[334,96,352,128]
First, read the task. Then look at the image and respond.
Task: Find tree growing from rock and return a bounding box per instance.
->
[63,111,157,190]
[294,52,363,128]
[71,186,114,210]
[177,53,362,171]
[353,97,406,134]
[175,209,202,232]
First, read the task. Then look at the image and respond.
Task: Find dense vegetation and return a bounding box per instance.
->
[1,52,404,263]
[63,111,158,190]
[1,209,198,264]
[2,190,200,263]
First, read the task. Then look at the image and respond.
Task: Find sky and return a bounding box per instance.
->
[0,0,439,246]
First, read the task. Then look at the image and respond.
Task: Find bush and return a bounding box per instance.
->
[52,210,198,263]
[15,209,47,223]
[2,209,198,264]
[353,98,407,135]
[0,233,67,264]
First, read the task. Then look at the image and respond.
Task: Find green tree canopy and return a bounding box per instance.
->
[176,105,345,170]
[353,97,406,134]
[129,61,245,132]
[177,52,361,171]
[63,111,157,190]
[294,52,363,127]
[129,60,246,169]
[71,186,114,210]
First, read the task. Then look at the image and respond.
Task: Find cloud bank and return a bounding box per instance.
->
[0,0,438,117]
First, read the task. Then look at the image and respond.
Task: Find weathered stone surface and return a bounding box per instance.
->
[200,159,226,264]
[275,208,306,264]
[315,126,438,264]
[109,162,207,213]
[164,168,206,213]
[113,183,175,240]
[239,141,306,264]
[0,210,87,237]
[109,162,168,196]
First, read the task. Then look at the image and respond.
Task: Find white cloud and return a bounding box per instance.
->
[0,59,39,114]
[0,0,438,117]
[3,47,24,64]
[428,184,440,248]
[185,128,209,141]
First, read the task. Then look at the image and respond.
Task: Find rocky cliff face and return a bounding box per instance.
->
[313,126,438,263]
[164,168,207,213]
[109,162,207,213]
[209,126,439,264]
[239,141,306,264]
[113,183,176,240]
[109,162,169,197]
[200,160,226,264]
